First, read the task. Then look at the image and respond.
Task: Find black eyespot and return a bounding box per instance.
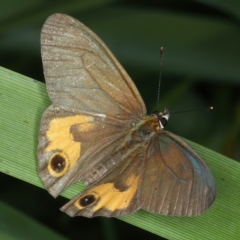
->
[50,154,66,173]
[79,194,96,207]
[159,117,167,127]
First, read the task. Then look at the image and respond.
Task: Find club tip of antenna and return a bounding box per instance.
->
[160,46,164,52]
[208,106,214,110]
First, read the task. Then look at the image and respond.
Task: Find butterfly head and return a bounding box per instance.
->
[152,108,170,129]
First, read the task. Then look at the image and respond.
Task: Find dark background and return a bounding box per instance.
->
[1,0,240,239]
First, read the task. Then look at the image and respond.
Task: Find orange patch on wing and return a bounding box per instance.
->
[77,122,95,132]
[75,175,139,211]
[46,115,94,177]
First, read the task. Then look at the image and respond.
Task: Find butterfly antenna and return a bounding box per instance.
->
[157,47,164,110]
[171,106,214,114]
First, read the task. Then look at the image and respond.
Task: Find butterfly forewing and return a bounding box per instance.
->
[41,13,146,118]
[38,106,132,197]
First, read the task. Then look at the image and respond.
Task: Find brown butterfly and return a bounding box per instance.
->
[38,13,216,218]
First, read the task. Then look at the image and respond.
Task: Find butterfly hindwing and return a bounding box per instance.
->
[60,129,216,217]
[61,143,146,217]
[140,131,216,216]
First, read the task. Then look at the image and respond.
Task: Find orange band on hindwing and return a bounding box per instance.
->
[74,174,139,212]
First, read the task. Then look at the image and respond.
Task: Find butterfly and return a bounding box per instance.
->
[38,13,216,218]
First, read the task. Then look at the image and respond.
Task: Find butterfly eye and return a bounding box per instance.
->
[159,117,168,128]
[152,109,170,130]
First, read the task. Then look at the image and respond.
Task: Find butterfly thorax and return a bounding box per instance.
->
[131,115,160,143]
[133,108,169,140]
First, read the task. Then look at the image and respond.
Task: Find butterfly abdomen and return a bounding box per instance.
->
[83,140,140,186]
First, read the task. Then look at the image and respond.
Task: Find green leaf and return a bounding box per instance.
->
[0,66,240,239]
